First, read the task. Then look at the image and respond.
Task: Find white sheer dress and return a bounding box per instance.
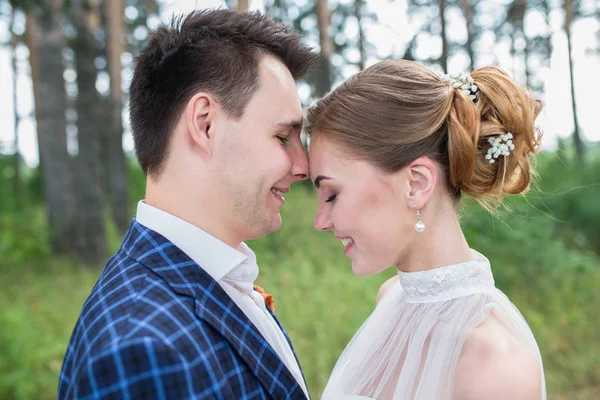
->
[321,250,546,400]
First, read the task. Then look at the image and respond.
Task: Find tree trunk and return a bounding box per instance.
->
[315,0,333,97]
[26,1,75,255]
[237,0,249,12]
[515,0,531,89]
[439,0,448,72]
[10,10,21,200]
[461,0,475,70]
[354,0,366,71]
[72,0,107,266]
[564,0,585,164]
[523,35,531,88]
[510,32,517,79]
[105,0,130,234]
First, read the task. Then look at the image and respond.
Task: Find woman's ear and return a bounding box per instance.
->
[405,156,438,210]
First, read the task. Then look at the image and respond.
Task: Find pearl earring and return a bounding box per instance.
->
[415,209,425,232]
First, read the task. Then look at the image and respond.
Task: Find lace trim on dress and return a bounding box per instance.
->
[398,250,496,303]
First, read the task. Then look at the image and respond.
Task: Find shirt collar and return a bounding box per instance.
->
[136,200,252,283]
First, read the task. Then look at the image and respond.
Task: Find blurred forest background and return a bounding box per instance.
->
[0,0,599,398]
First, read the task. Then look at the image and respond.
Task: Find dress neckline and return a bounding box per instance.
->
[397,250,495,303]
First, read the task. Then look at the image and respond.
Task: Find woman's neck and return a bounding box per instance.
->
[396,209,472,273]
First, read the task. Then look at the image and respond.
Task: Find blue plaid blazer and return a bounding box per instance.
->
[59,219,308,400]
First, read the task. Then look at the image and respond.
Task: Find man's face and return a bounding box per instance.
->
[214,55,308,241]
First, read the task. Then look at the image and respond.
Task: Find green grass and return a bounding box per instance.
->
[0,259,99,399]
[1,183,599,399]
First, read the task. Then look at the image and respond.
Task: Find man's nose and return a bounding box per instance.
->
[290,142,309,181]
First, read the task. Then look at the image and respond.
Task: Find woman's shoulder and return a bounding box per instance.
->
[453,315,542,400]
[376,275,399,303]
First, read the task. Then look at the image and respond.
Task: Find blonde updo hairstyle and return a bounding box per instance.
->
[305,60,543,209]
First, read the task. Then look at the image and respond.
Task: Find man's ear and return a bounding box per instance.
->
[405,156,438,210]
[184,92,217,158]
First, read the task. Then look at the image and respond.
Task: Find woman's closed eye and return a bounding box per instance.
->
[277,136,290,145]
[325,194,337,203]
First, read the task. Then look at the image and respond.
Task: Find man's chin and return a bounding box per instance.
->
[267,213,283,232]
[246,214,282,241]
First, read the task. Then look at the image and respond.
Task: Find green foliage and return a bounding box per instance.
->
[461,195,600,395]
[531,148,600,254]
[1,149,599,399]
[0,156,47,265]
[0,260,99,400]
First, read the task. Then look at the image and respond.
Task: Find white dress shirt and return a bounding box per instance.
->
[136,201,308,398]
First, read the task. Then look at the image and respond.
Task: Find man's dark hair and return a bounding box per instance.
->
[129,9,319,176]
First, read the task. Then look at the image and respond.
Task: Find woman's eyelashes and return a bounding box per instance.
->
[325,193,337,203]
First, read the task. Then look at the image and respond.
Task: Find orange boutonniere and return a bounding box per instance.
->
[253,285,275,312]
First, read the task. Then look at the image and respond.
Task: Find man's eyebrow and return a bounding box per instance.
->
[314,175,332,189]
[276,120,303,133]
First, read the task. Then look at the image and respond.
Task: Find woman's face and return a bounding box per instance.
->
[309,137,418,276]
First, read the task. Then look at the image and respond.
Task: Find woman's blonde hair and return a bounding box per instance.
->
[306,60,543,208]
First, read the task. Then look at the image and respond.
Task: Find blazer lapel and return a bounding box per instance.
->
[123,220,305,399]
[265,305,308,390]
[195,286,305,399]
